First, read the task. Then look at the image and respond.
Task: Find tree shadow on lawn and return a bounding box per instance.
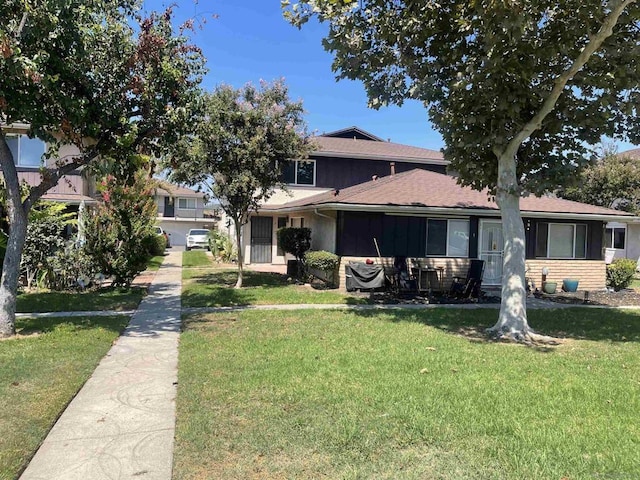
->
[16,287,146,313]
[16,315,127,337]
[349,307,640,344]
[190,270,290,287]
[183,270,291,307]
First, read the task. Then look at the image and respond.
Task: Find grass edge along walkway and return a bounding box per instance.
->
[19,249,183,480]
[0,315,130,480]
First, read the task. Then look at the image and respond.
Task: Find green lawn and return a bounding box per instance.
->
[0,315,129,479]
[146,254,165,271]
[16,287,146,313]
[182,250,213,268]
[630,277,640,289]
[175,308,640,480]
[182,268,366,307]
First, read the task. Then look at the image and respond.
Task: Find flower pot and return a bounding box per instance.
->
[562,279,579,292]
[542,281,557,294]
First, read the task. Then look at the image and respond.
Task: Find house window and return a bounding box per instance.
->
[177,198,196,209]
[290,217,304,228]
[605,227,626,249]
[536,223,587,259]
[5,134,46,167]
[426,219,470,257]
[282,160,315,186]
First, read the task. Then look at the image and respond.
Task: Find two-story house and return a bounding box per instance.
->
[2,124,217,247]
[153,181,217,246]
[1,123,97,210]
[240,126,637,290]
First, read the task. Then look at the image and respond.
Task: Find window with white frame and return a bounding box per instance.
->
[535,223,587,259]
[290,217,304,228]
[177,197,196,209]
[605,227,626,249]
[5,134,46,167]
[282,160,315,186]
[426,219,470,257]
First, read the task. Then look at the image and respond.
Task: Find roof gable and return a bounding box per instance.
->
[321,126,384,141]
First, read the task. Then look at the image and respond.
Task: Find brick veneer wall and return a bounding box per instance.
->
[338,257,607,291]
[525,260,606,291]
[339,256,472,292]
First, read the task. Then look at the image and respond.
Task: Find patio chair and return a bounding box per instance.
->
[392,256,418,294]
[449,259,485,299]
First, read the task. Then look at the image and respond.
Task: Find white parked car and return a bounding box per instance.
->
[185,229,210,251]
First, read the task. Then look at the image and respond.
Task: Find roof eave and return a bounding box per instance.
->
[266,202,637,221]
[311,150,449,165]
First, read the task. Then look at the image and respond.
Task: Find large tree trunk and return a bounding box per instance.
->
[487,153,531,341]
[0,214,28,337]
[0,137,30,338]
[233,217,244,289]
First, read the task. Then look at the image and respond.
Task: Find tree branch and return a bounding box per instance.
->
[502,0,636,160]
[15,12,28,40]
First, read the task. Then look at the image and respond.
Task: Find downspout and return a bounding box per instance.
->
[313,208,332,220]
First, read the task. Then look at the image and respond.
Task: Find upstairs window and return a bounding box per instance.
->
[177,198,196,209]
[282,160,315,186]
[5,134,46,167]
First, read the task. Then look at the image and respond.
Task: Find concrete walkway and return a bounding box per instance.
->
[20,250,183,480]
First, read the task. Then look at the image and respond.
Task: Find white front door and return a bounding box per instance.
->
[480,220,503,285]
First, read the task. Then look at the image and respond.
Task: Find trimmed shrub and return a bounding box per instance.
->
[305,250,339,273]
[305,250,339,286]
[606,258,637,291]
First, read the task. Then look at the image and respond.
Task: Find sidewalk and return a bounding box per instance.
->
[20,250,183,480]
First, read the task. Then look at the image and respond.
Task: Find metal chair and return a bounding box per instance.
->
[449,259,485,299]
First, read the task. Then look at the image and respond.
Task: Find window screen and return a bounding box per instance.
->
[426,219,447,256]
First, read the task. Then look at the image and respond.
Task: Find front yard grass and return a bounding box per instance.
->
[175,308,640,480]
[182,268,366,307]
[16,286,146,313]
[0,315,129,479]
[182,250,213,268]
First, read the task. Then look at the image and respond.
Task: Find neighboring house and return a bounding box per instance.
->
[154,181,218,246]
[241,127,637,290]
[603,147,640,263]
[1,123,97,228]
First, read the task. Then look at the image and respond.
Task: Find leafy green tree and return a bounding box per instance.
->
[0,2,205,336]
[285,0,640,342]
[168,80,313,288]
[84,166,158,287]
[21,201,76,289]
[561,149,640,215]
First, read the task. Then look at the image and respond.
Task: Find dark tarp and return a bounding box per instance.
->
[345,261,385,291]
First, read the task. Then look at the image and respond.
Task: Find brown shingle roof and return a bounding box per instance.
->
[269,169,632,218]
[620,147,640,159]
[156,181,204,198]
[311,136,446,164]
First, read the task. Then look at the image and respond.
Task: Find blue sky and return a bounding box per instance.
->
[142,0,636,153]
